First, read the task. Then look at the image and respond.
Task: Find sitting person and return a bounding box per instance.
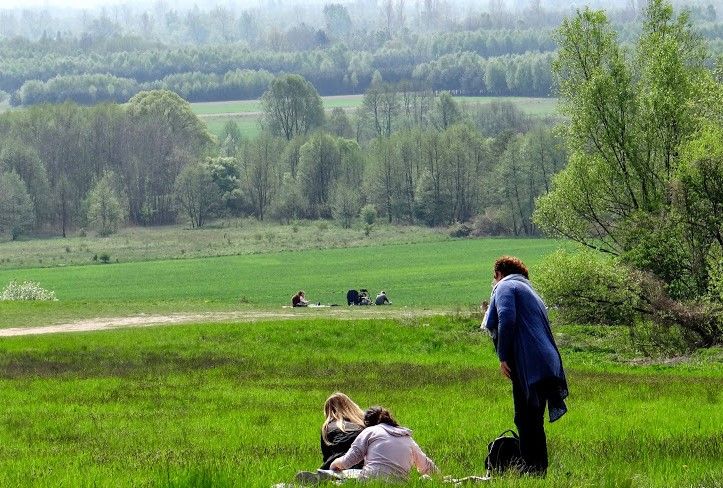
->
[358,290,372,306]
[320,392,366,470]
[375,291,391,305]
[330,406,438,481]
[291,290,309,307]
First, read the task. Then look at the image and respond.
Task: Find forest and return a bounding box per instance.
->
[1,0,722,105]
[0,85,563,238]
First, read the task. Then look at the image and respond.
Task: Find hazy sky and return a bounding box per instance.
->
[0,0,262,8]
[1,0,120,7]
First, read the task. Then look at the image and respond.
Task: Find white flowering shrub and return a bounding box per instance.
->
[1,281,57,301]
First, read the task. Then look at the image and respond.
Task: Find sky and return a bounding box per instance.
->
[0,0,262,8]
[0,0,121,7]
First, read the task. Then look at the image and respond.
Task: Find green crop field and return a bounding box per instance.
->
[192,95,560,138]
[0,220,450,271]
[0,317,720,487]
[204,115,262,140]
[2,232,719,488]
[0,237,563,328]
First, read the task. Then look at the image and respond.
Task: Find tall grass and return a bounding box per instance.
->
[0,317,720,487]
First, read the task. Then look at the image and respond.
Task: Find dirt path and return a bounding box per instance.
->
[0,308,448,337]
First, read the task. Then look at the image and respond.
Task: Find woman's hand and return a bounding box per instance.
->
[500,361,511,380]
[479,301,489,330]
[330,459,343,472]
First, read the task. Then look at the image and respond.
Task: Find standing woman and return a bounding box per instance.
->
[320,392,366,470]
[482,256,568,476]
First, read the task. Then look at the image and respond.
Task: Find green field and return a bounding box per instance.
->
[192,95,559,138]
[2,233,720,487]
[0,237,562,328]
[204,115,262,140]
[0,317,720,487]
[0,220,450,270]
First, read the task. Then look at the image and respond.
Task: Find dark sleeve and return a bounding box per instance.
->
[495,282,517,362]
[320,424,364,470]
[321,431,330,462]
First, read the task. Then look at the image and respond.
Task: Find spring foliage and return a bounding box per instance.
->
[535,0,723,347]
[1,280,56,301]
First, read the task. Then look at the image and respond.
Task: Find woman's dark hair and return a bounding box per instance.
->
[494,256,529,279]
[364,406,399,427]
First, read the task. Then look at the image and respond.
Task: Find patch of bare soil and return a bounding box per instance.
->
[0,308,446,337]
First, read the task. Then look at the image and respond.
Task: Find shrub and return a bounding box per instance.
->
[360,204,377,226]
[537,249,722,351]
[471,210,512,237]
[536,249,640,326]
[448,222,472,238]
[1,280,56,301]
[99,253,111,264]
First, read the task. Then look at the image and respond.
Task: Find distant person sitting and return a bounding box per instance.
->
[358,290,372,306]
[292,291,309,307]
[375,291,391,305]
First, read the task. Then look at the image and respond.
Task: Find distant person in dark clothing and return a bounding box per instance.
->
[292,290,309,307]
[482,256,568,476]
[375,291,391,305]
[320,392,366,470]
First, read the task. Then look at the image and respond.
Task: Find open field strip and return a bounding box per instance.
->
[0,317,720,487]
[190,95,558,116]
[0,221,449,270]
[0,238,562,328]
[191,95,559,137]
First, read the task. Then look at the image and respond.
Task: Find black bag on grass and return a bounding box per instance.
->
[485,429,522,475]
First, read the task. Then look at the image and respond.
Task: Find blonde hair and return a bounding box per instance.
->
[321,392,365,445]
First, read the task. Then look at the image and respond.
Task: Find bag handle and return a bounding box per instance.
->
[497,429,519,439]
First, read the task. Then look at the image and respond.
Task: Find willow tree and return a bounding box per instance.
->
[534,0,723,346]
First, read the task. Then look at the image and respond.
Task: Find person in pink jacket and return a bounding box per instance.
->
[330,406,439,481]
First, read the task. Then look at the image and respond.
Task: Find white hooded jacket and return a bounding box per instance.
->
[334,423,438,480]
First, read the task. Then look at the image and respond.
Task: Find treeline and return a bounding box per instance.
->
[2,0,722,106]
[0,84,566,241]
[15,70,275,106]
[7,50,555,106]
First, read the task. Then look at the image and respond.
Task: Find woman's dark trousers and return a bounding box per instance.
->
[512,377,548,475]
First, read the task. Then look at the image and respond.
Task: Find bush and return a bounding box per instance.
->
[537,249,722,351]
[448,222,472,238]
[536,250,640,326]
[99,253,111,264]
[1,280,57,301]
[360,204,377,226]
[471,210,512,237]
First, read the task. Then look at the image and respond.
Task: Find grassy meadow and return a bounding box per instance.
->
[0,317,720,487]
[0,237,563,328]
[191,95,559,138]
[0,220,450,270]
[2,225,720,488]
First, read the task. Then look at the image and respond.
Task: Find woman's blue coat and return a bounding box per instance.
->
[484,274,568,421]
